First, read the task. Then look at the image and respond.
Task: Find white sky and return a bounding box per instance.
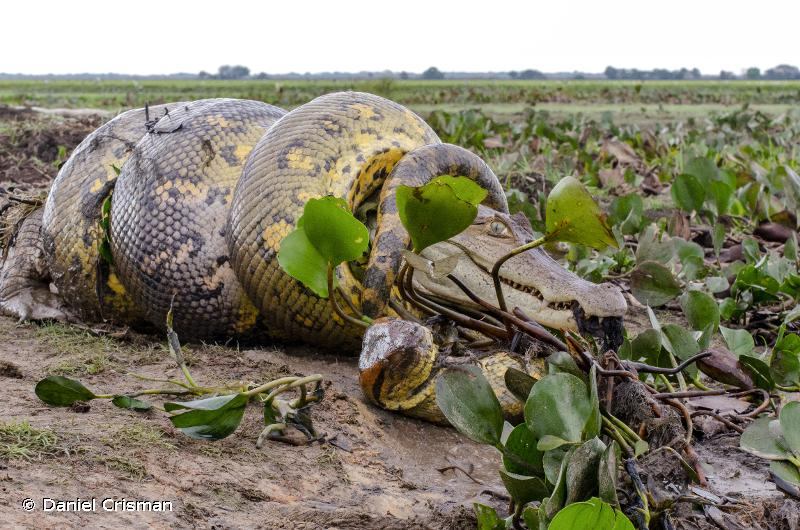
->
[3,0,798,75]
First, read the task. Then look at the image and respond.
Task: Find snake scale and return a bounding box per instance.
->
[1,92,627,422]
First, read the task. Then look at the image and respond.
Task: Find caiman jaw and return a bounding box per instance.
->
[412,206,627,348]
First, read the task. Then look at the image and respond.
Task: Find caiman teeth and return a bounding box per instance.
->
[498,276,573,312]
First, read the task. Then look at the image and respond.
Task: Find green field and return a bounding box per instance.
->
[1,79,799,114]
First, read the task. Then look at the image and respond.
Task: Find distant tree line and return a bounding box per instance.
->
[5,64,800,82]
[604,65,800,80]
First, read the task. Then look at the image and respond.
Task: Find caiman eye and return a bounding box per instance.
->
[488,220,509,237]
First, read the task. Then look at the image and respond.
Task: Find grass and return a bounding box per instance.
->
[0,421,59,461]
[101,423,177,451]
[2,79,799,112]
[99,455,148,480]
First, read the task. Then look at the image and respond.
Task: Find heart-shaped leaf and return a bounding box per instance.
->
[671,173,705,213]
[435,366,504,446]
[165,393,249,440]
[35,376,97,407]
[630,261,681,307]
[548,497,634,530]
[303,196,370,265]
[546,176,616,250]
[680,290,720,333]
[277,224,331,298]
[525,373,591,445]
[397,175,487,252]
[720,326,755,358]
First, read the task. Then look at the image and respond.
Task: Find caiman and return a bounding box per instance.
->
[0,92,627,422]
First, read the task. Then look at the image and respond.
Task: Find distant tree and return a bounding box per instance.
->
[764,64,800,80]
[421,66,444,80]
[604,66,618,80]
[509,70,519,79]
[518,69,546,80]
[745,67,761,79]
[399,71,409,80]
[255,72,270,80]
[198,70,212,79]
[719,70,736,80]
[217,65,250,80]
[690,68,701,79]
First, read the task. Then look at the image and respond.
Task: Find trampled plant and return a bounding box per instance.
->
[35,310,324,445]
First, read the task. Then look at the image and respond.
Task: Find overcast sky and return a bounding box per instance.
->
[3,0,798,75]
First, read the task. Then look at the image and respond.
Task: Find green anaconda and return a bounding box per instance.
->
[0,92,627,422]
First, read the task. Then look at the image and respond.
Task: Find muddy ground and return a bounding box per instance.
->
[0,107,796,529]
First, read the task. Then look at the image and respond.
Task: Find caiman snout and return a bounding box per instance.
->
[413,206,627,340]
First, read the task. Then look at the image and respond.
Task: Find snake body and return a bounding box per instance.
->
[0,91,613,421]
[110,99,285,338]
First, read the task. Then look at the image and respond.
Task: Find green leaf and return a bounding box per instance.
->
[608,193,644,235]
[500,469,551,504]
[546,176,617,250]
[397,175,487,251]
[111,395,153,411]
[504,367,536,403]
[522,506,540,530]
[770,333,800,387]
[165,393,249,440]
[636,225,674,264]
[676,240,705,281]
[780,402,800,457]
[544,446,575,521]
[621,329,662,364]
[435,366,504,445]
[35,376,97,407]
[708,180,734,216]
[740,416,790,460]
[549,497,634,530]
[584,365,601,440]
[739,355,775,391]
[630,261,681,307]
[598,441,620,506]
[661,324,700,378]
[543,446,568,485]
[565,437,606,504]
[538,435,572,451]
[671,173,705,213]
[770,460,800,488]
[546,351,586,380]
[503,423,544,476]
[277,225,331,298]
[473,503,506,530]
[719,326,755,358]
[684,157,719,185]
[525,373,591,445]
[303,196,370,265]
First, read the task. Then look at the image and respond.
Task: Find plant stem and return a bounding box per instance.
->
[246,375,323,398]
[491,234,550,312]
[327,264,369,328]
[605,412,645,446]
[602,416,633,457]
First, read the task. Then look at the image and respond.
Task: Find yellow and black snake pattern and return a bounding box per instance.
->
[7,92,549,421]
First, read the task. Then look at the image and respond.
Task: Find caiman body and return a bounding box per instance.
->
[0,92,627,421]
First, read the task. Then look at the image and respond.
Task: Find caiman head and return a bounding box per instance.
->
[412,205,627,349]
